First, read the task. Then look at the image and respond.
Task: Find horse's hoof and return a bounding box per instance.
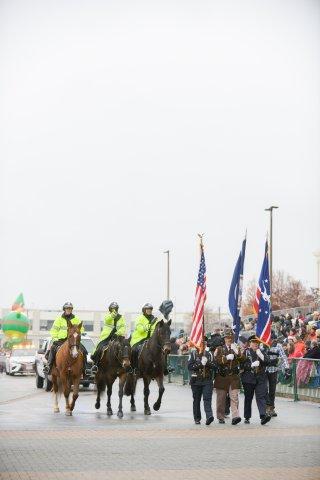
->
[130,405,136,412]
[95,402,100,410]
[153,402,160,411]
[54,408,60,413]
[65,410,72,416]
[144,409,151,415]
[107,410,113,416]
[117,411,123,418]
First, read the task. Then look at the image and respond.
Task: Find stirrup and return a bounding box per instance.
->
[91,365,98,374]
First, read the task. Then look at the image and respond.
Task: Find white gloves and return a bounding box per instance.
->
[251,360,260,367]
[201,356,208,366]
[226,353,234,361]
[231,343,239,354]
[256,349,264,361]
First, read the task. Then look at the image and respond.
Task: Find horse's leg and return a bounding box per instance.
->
[126,373,136,411]
[52,374,60,413]
[143,376,151,415]
[117,373,126,418]
[130,392,136,412]
[106,376,114,415]
[62,374,72,416]
[69,376,80,412]
[153,374,165,411]
[95,372,106,410]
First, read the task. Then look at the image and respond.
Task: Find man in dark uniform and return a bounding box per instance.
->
[241,335,272,425]
[188,346,215,425]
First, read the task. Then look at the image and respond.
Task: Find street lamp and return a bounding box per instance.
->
[313,250,320,292]
[163,250,170,300]
[265,206,279,302]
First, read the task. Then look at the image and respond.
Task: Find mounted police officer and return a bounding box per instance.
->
[214,328,242,425]
[188,342,215,425]
[241,335,272,425]
[44,302,88,374]
[130,303,159,373]
[91,302,126,374]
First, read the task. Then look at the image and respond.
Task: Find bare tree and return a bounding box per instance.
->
[242,270,314,314]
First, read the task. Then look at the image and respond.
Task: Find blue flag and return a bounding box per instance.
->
[254,241,272,345]
[228,237,246,342]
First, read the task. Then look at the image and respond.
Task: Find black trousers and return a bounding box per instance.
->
[242,380,267,419]
[191,382,213,421]
[131,340,146,369]
[266,371,278,408]
[91,338,111,364]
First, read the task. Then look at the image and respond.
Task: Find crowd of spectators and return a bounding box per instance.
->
[243,310,320,360]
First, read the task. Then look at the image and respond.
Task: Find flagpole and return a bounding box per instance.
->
[238,230,247,340]
[198,233,205,349]
[265,206,278,307]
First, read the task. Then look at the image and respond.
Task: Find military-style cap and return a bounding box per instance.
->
[223,327,234,339]
[248,334,261,343]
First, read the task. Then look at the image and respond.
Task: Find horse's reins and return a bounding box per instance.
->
[105,340,130,368]
[146,327,170,355]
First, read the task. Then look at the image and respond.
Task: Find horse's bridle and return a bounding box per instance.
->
[151,327,171,354]
[112,341,130,367]
[68,335,80,354]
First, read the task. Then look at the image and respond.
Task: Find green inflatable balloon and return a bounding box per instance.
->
[2,311,30,342]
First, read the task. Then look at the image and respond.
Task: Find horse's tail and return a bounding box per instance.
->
[124,372,136,396]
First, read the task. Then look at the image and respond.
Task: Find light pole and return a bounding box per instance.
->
[313,250,320,294]
[164,250,170,300]
[265,206,279,303]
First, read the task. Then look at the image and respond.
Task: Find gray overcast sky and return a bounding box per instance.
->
[0,0,319,314]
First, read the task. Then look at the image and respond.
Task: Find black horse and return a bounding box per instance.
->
[95,337,131,418]
[125,319,171,415]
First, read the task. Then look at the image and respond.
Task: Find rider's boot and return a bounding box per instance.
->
[91,362,99,374]
[43,349,54,374]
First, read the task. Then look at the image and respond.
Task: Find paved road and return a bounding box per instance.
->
[0,373,319,480]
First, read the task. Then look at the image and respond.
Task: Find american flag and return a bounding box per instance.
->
[253,241,272,345]
[189,243,207,350]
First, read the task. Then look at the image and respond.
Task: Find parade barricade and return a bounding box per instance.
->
[277,358,320,402]
[167,354,189,385]
[167,355,320,402]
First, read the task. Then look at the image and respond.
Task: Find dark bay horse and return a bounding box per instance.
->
[95,338,131,418]
[125,319,171,415]
[51,320,83,416]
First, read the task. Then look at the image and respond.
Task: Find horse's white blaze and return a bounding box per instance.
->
[71,345,78,358]
[73,332,78,339]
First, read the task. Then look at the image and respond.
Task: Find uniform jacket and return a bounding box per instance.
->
[213,344,242,391]
[188,350,215,385]
[50,314,84,341]
[99,313,126,341]
[130,314,159,347]
[240,347,271,384]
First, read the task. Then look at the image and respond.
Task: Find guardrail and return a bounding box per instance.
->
[167,355,320,402]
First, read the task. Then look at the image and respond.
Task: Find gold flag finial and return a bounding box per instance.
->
[198,233,204,249]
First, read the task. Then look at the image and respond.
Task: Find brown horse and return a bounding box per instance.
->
[125,320,171,415]
[51,320,83,416]
[95,337,131,418]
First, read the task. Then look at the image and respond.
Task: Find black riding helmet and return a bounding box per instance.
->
[63,302,73,310]
[142,303,153,315]
[109,302,119,312]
